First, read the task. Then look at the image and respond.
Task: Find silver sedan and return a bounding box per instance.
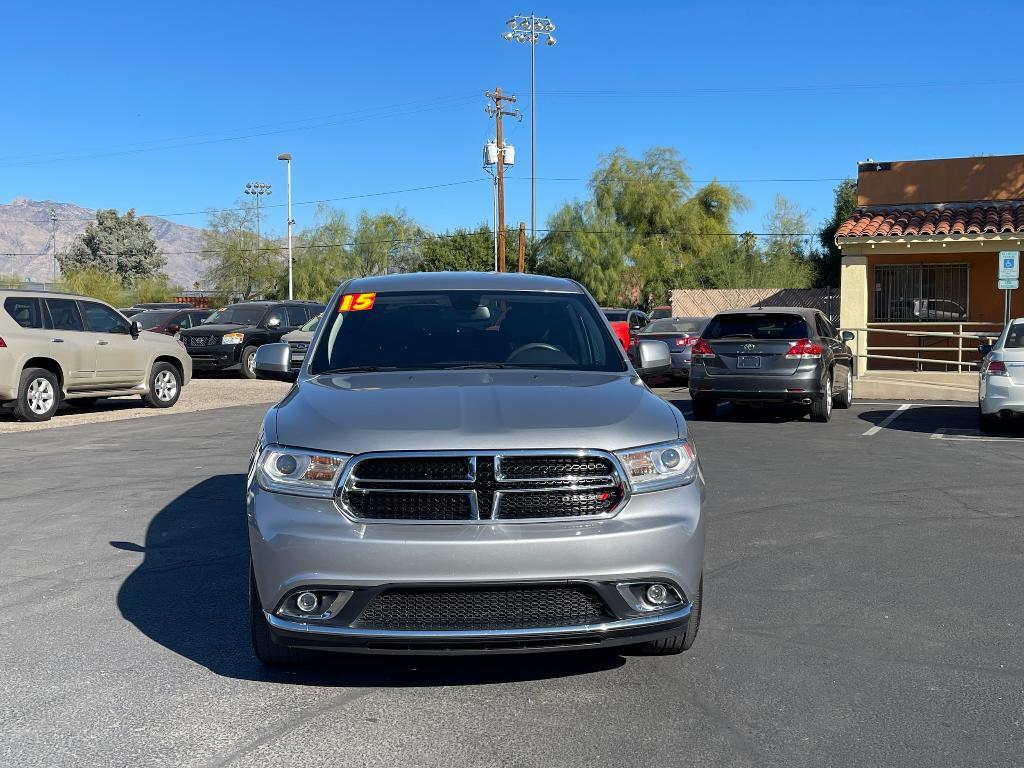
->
[978,318,1024,430]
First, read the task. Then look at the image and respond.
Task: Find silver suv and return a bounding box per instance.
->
[0,290,192,422]
[247,272,704,663]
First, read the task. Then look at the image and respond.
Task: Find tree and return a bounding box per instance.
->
[280,207,360,302]
[60,267,125,306]
[417,225,498,273]
[130,274,178,303]
[536,147,749,306]
[201,200,281,300]
[816,179,857,287]
[57,209,165,285]
[351,210,426,276]
[759,195,817,288]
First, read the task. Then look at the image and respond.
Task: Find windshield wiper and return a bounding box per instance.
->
[317,365,397,374]
[434,363,510,370]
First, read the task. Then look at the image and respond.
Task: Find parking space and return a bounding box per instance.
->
[3,393,1022,768]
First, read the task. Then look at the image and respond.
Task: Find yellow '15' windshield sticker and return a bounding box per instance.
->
[338,292,376,312]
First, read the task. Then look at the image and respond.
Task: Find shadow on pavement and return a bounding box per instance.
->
[663,397,811,424]
[115,473,626,686]
[857,405,1024,437]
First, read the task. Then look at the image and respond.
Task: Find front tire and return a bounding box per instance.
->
[12,367,60,422]
[637,574,703,655]
[250,563,312,667]
[810,372,833,422]
[239,345,259,380]
[143,362,181,408]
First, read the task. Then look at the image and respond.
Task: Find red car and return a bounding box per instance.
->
[133,307,212,336]
[602,307,650,349]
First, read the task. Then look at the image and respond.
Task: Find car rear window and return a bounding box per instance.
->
[135,310,176,329]
[1005,322,1024,348]
[645,318,705,334]
[4,296,45,329]
[703,313,809,340]
[603,310,627,322]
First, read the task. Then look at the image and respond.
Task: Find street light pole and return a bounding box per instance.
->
[503,14,556,247]
[244,181,272,268]
[277,154,294,300]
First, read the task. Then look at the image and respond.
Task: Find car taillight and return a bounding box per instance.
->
[690,338,715,358]
[676,336,697,347]
[786,338,823,359]
[0,336,6,348]
[986,360,1008,376]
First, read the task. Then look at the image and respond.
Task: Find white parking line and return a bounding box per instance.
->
[862,403,912,436]
[931,427,1022,442]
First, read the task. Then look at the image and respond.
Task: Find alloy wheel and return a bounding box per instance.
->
[154,370,178,402]
[247,351,257,374]
[27,378,55,415]
[825,375,833,415]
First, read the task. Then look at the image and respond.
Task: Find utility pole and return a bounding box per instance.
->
[518,221,526,273]
[485,87,520,271]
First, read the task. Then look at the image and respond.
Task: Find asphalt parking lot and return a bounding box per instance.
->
[2,389,1023,768]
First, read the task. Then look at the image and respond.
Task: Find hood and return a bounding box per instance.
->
[273,370,679,454]
[180,323,253,335]
[281,330,313,343]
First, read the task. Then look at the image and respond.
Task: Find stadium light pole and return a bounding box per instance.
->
[244,181,272,263]
[503,13,556,247]
[277,154,294,300]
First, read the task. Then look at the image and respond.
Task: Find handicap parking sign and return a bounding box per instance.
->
[998,251,1019,280]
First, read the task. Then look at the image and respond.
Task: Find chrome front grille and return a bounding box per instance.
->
[339,451,626,523]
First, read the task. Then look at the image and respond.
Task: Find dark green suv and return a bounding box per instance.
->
[179,300,324,378]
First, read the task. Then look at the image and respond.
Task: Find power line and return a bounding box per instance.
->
[0,95,479,169]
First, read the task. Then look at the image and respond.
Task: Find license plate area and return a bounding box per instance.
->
[737,355,761,369]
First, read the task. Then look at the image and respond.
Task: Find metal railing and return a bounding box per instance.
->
[845,322,1004,373]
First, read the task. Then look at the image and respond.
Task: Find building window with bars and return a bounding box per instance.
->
[872,263,970,322]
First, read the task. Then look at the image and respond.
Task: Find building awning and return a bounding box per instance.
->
[837,202,1024,239]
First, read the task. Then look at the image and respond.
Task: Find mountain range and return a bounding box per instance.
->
[0,198,206,287]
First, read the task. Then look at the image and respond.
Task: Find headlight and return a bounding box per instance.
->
[614,438,698,492]
[256,444,351,497]
[222,332,244,345]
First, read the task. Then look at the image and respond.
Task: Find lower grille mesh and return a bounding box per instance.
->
[497,488,622,519]
[354,585,612,630]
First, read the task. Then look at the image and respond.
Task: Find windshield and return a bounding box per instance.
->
[300,313,322,332]
[309,290,626,374]
[134,310,175,329]
[644,317,705,334]
[703,313,809,340]
[203,305,266,326]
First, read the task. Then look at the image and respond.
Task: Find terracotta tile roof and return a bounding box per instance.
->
[836,203,1024,239]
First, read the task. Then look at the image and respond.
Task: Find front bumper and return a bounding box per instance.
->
[186,344,242,370]
[689,367,824,402]
[248,479,704,654]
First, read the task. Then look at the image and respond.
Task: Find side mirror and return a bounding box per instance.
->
[634,339,672,379]
[130,321,141,339]
[254,343,297,382]
[841,330,855,342]
[978,343,993,357]
[166,324,180,334]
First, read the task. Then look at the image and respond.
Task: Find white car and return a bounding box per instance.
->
[978,318,1024,431]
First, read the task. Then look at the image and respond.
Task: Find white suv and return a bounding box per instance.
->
[0,290,192,422]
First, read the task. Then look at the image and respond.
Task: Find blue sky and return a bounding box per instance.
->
[4,0,1024,242]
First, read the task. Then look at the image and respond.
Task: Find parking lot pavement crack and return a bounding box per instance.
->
[201,689,374,768]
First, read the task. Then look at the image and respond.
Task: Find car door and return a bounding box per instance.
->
[41,297,96,387]
[79,300,147,386]
[263,305,294,342]
[816,314,849,382]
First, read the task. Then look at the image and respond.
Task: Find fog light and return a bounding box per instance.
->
[645,583,669,605]
[296,591,318,613]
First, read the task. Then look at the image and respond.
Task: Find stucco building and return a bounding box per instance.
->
[837,154,1024,373]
